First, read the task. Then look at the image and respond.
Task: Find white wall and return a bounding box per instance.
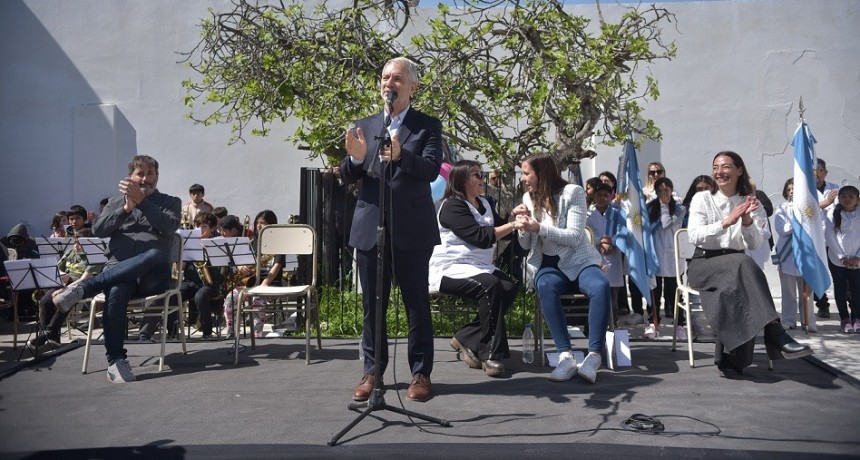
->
[1,0,858,236]
[0,0,317,236]
[587,0,860,205]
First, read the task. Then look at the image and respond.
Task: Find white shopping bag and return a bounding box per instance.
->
[605,329,632,369]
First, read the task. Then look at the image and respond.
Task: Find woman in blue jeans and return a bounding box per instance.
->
[513,154,611,383]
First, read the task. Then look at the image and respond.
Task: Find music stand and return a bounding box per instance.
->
[202,237,255,267]
[77,237,111,265]
[177,229,204,262]
[202,237,253,343]
[329,122,449,447]
[4,257,63,355]
[34,237,74,260]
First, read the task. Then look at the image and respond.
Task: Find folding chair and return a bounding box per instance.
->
[534,227,613,366]
[672,228,774,370]
[81,233,186,374]
[1,248,19,348]
[234,224,321,365]
[671,228,701,367]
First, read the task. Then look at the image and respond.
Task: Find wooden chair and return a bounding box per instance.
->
[81,233,186,374]
[234,224,321,365]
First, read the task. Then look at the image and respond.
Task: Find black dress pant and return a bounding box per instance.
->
[357,244,434,377]
[440,271,518,360]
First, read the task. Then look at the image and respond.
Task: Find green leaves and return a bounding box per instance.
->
[180,0,675,170]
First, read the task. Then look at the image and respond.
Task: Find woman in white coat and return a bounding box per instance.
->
[512,154,611,384]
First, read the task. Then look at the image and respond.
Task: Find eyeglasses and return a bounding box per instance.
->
[711,164,736,172]
[648,169,664,176]
[471,171,484,180]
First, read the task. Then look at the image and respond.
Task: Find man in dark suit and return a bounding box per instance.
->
[340,57,442,402]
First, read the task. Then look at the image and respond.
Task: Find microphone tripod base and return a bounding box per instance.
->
[328,387,451,446]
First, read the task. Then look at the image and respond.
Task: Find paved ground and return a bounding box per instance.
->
[1,261,858,459]
[1,304,859,459]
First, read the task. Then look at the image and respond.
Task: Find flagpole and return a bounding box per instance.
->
[802,281,810,334]
[797,96,809,334]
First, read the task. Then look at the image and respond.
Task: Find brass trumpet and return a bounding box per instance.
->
[180,211,192,230]
[242,215,251,237]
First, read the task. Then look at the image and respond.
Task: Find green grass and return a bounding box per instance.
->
[316,285,536,338]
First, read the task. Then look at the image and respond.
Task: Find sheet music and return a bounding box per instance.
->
[77,237,111,265]
[177,228,204,262]
[201,237,255,267]
[34,237,74,260]
[3,257,63,291]
[283,254,298,273]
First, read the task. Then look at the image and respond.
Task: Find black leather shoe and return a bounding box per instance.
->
[765,325,813,360]
[481,360,505,377]
[450,337,481,369]
[716,355,743,378]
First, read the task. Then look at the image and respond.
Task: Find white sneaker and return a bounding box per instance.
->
[549,351,578,382]
[55,285,85,314]
[625,313,644,326]
[675,326,688,341]
[106,359,136,383]
[644,323,657,339]
[577,352,602,383]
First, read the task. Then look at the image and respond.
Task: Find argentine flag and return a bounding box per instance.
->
[607,140,660,306]
[791,122,831,297]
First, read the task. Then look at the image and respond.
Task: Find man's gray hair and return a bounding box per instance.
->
[385,57,419,84]
[128,155,159,174]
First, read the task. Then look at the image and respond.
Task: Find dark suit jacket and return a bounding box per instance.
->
[340,107,442,252]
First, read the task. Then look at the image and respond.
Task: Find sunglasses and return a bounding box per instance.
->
[648,169,664,176]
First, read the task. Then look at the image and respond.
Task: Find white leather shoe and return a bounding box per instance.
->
[577,352,602,384]
[549,352,578,382]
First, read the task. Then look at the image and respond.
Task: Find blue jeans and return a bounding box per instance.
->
[535,256,610,353]
[80,248,170,363]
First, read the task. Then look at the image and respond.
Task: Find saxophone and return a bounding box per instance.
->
[195,259,215,286]
[235,254,273,287]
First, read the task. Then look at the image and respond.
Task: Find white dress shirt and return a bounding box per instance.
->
[687,190,764,251]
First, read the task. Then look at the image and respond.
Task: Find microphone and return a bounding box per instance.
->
[383,90,398,127]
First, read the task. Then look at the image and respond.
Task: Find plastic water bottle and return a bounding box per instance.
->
[522,323,535,364]
[601,255,611,274]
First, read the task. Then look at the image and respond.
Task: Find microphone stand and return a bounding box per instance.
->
[329,113,450,447]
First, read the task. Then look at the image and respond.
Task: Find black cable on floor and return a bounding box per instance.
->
[620,413,665,434]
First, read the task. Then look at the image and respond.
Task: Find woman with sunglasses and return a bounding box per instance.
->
[429,160,520,377]
[643,162,667,200]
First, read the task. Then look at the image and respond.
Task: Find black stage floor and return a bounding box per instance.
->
[1,334,858,459]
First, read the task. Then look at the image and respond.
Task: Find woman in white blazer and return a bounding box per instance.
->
[513,154,610,384]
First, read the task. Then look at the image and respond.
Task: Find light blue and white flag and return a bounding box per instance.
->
[791,122,831,297]
[607,140,660,305]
